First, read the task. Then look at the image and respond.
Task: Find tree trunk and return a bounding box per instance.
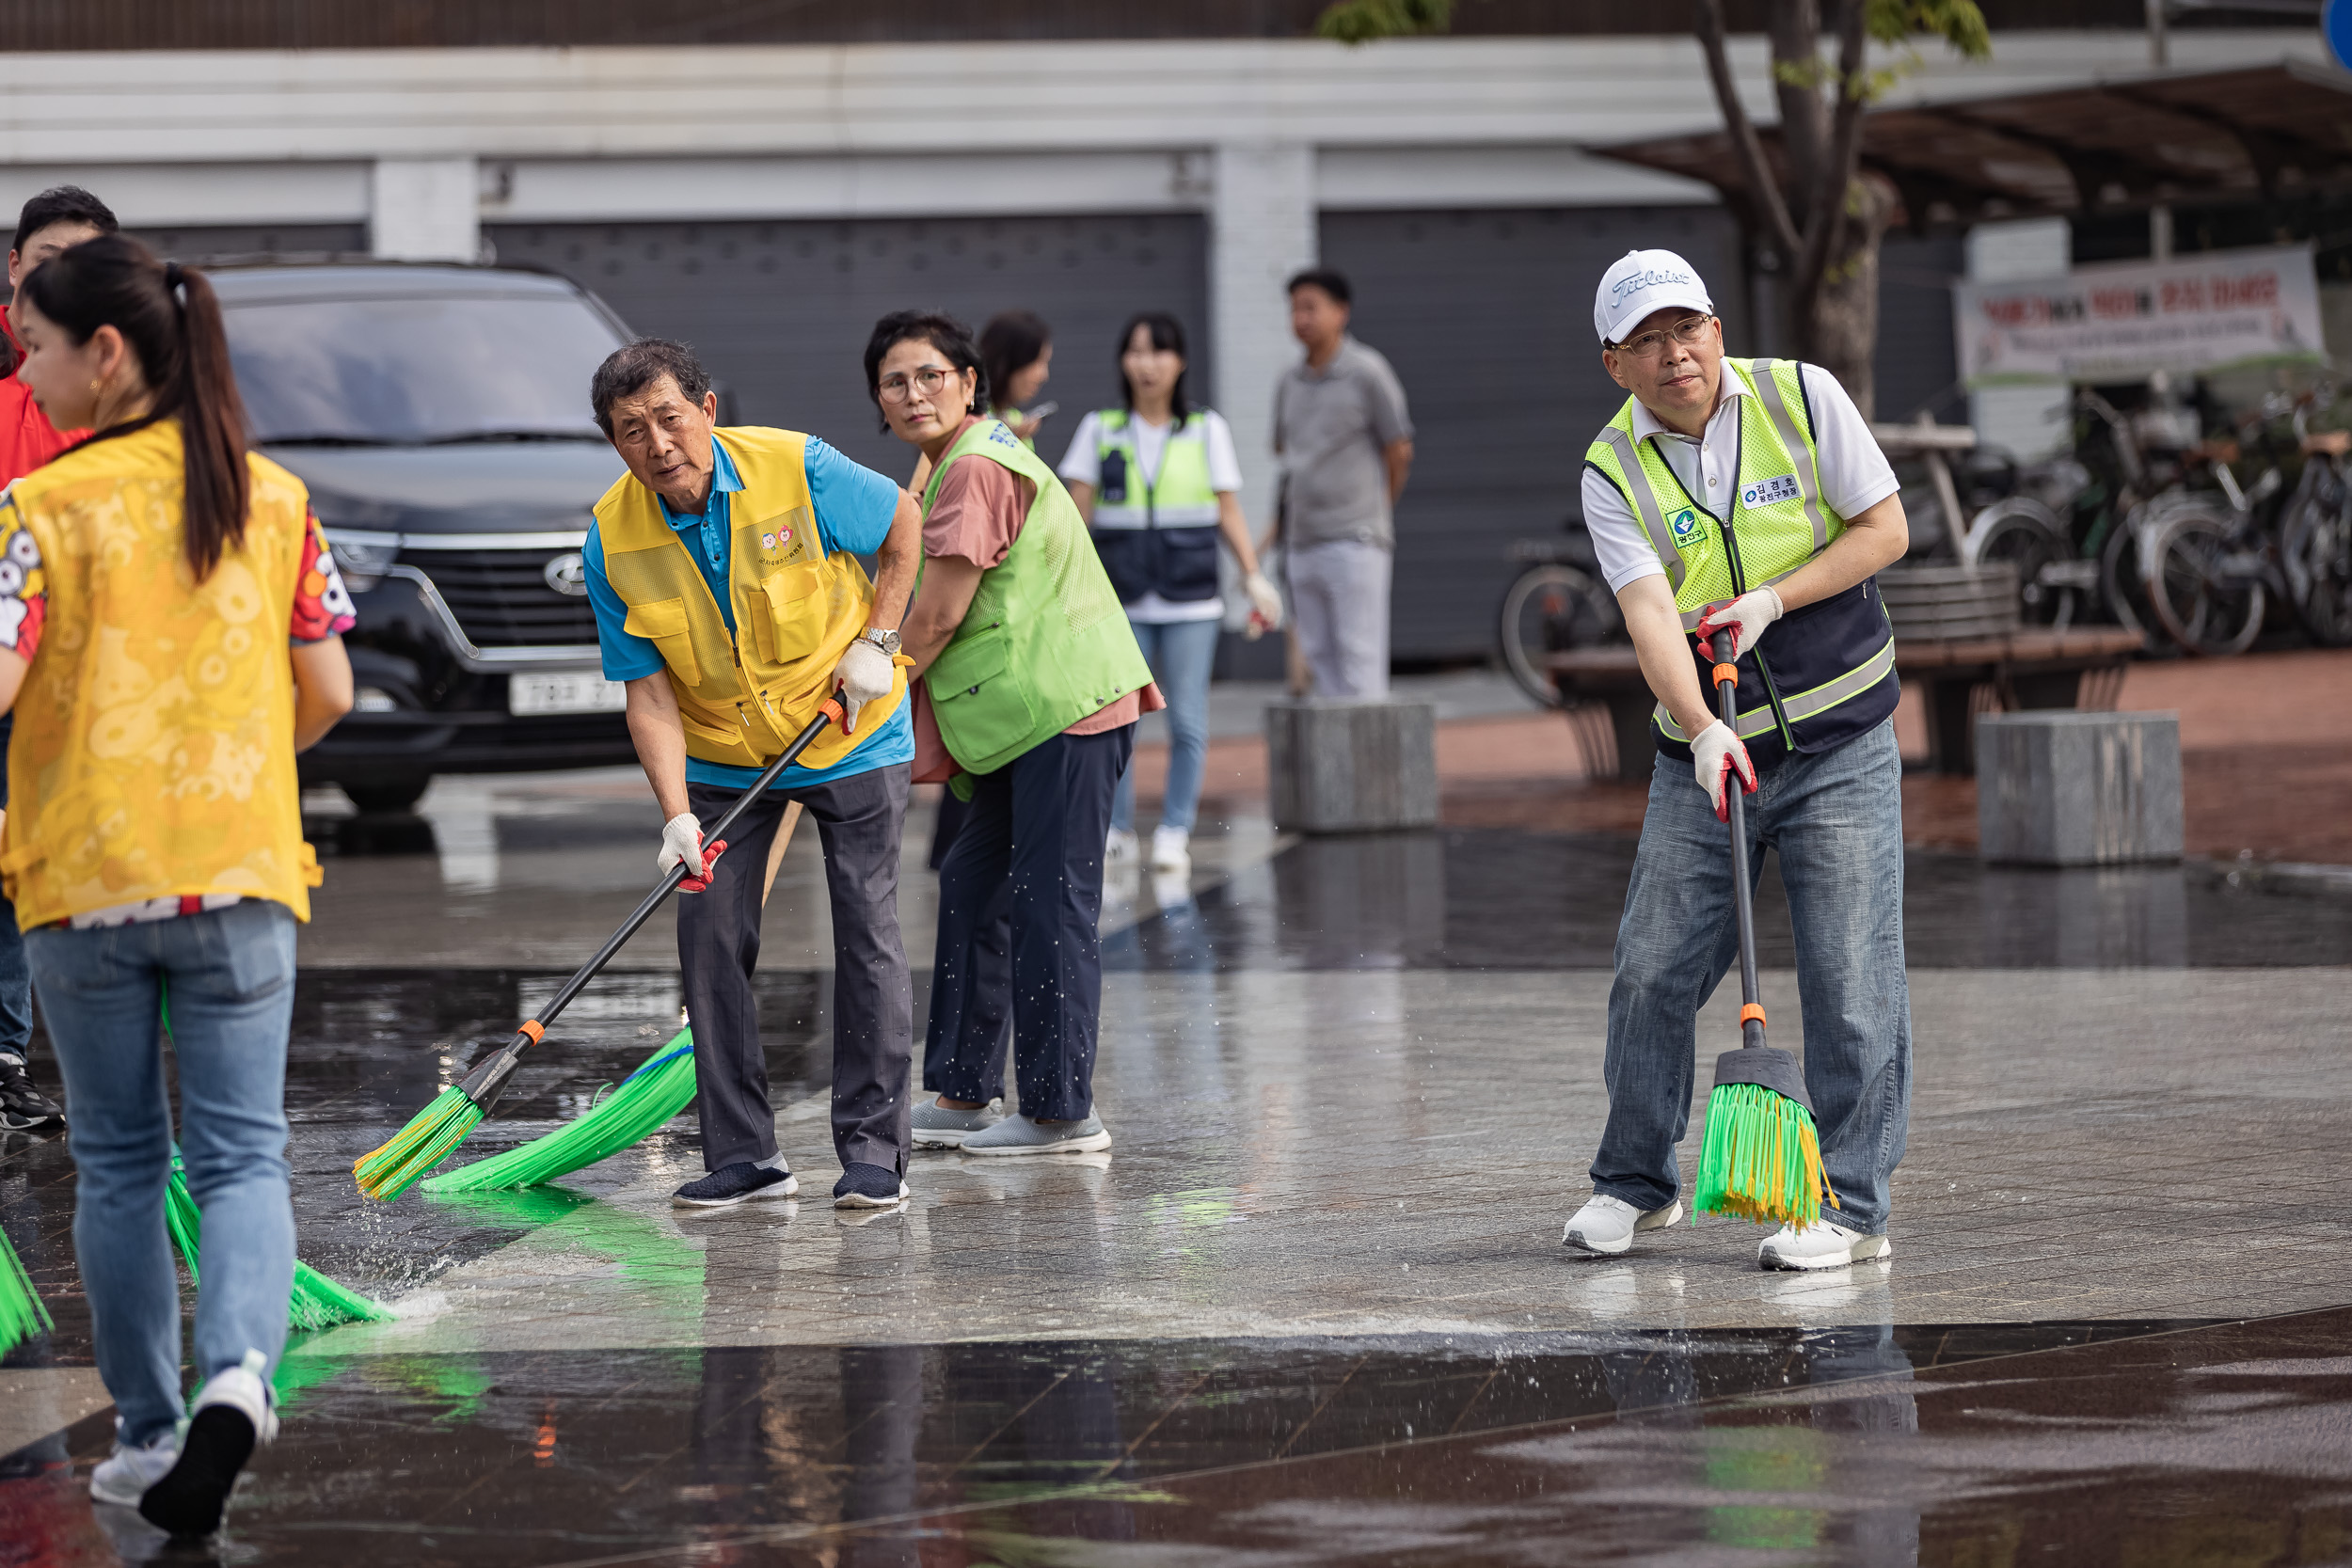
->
[1793,171,1897,419]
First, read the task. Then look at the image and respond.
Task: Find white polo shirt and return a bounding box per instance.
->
[1580,363,1899,594]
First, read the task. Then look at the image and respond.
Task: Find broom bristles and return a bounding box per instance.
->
[424,1029,696,1195]
[0,1226,52,1357]
[1692,1083,1838,1227]
[168,1153,395,1329]
[354,1085,485,1201]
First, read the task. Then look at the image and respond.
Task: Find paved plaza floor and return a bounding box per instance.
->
[3,759,2349,1563]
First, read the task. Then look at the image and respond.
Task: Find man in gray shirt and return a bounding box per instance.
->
[1269,267,1414,699]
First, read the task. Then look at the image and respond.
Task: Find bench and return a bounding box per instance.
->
[1545,626,2143,780]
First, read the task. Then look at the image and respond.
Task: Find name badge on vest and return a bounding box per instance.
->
[1740,474,1803,510]
[1668,506,1705,546]
[750,506,815,572]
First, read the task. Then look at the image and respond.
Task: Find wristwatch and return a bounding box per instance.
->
[859,628,902,657]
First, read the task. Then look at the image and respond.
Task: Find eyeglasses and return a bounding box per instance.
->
[877,365,961,404]
[1612,316,1715,359]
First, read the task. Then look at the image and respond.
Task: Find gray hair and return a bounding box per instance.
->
[591,338,711,436]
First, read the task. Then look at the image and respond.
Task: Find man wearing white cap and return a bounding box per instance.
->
[1562,249,1914,1272]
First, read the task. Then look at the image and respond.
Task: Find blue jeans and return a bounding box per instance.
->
[1591,720,1911,1235]
[1111,615,1219,834]
[28,901,298,1446]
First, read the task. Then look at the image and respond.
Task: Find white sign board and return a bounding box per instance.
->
[1953,243,2326,385]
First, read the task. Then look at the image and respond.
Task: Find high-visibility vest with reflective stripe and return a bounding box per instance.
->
[1087,409,1221,606]
[1582,357,1899,764]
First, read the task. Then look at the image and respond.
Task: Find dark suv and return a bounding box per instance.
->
[214,262,635,812]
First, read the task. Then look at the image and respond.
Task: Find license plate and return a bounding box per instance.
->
[509,673,627,716]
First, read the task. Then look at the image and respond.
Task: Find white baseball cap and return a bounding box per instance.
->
[1595,249,1714,345]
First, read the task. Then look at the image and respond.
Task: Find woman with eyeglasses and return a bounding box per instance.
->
[1059,312,1281,876]
[0,234,356,1535]
[866,310,1156,1159]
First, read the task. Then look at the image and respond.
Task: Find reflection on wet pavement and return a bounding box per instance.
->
[8,1310,2350,1565]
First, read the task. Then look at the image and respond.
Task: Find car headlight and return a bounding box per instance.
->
[326,531,401,593]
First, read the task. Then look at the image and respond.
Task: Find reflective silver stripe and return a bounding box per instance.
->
[1088,509,1218,531]
[1774,636,1898,723]
[1596,424,1684,596]
[1655,697,1777,744]
[1743,359,1832,554]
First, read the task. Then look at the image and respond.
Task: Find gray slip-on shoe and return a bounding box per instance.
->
[913,1099,1003,1149]
[960,1112,1112,1158]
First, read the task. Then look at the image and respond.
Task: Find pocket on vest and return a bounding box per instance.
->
[1155,528,1221,601]
[929,626,1036,768]
[622,596,701,687]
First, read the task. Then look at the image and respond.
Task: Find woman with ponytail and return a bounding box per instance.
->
[0,235,355,1537]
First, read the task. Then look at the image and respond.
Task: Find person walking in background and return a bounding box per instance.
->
[1061,311,1281,874]
[1265,267,1413,701]
[930,309,1057,871]
[866,309,1156,1158]
[2,235,355,1534]
[0,184,118,1136]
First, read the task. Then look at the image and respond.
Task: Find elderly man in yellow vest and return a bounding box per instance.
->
[1561,251,1915,1273]
[585,339,925,1212]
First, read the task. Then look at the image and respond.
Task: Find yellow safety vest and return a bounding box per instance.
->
[592,427,905,771]
[0,420,324,928]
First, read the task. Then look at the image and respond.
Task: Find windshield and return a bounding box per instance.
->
[221,291,626,444]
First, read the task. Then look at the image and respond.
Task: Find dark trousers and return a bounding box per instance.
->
[926,726,1132,1121]
[0,714,30,1058]
[679,764,914,1176]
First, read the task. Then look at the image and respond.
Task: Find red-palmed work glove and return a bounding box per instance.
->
[1691,721,1757,823]
[1691,586,1784,658]
[831,637,896,735]
[661,812,727,892]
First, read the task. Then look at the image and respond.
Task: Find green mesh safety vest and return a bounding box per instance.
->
[921,418,1156,776]
[1583,357,1899,761]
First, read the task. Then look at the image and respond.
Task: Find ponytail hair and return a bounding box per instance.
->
[20,235,251,581]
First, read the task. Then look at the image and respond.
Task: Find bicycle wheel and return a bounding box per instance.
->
[2098,504,2158,645]
[1962,497,2074,625]
[2280,469,2352,647]
[1499,562,1620,707]
[2142,502,2266,657]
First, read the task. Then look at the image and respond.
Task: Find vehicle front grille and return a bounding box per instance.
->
[406,549,597,649]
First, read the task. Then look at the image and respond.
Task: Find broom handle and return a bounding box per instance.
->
[495,700,842,1053]
[1711,630,1767,1052]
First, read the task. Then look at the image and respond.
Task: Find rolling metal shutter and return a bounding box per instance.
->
[1319,205,1743,664]
[1874,231,1964,425]
[131,224,369,262]
[486,214,1211,483]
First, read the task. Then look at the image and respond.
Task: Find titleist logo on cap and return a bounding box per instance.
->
[1612,266,1697,305]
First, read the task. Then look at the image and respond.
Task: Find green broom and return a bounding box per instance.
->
[0,1224,51,1356]
[1690,630,1839,1229]
[422,1026,697,1194]
[165,1147,395,1331]
[354,700,844,1201]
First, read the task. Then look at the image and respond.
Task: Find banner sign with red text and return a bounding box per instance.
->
[1953,243,2326,385]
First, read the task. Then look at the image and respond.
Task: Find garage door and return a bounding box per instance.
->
[132,224,369,262]
[1320,205,1743,664]
[488,214,1211,483]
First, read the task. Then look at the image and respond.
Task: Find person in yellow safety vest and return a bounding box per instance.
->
[1560,249,1915,1274]
[0,235,357,1535]
[583,338,927,1213]
[1059,311,1283,877]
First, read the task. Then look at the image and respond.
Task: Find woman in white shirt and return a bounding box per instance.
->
[1061,312,1280,872]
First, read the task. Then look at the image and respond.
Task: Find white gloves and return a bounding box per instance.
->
[1243,570,1284,638]
[1691,586,1784,658]
[660,813,706,881]
[832,637,897,734]
[1691,721,1757,823]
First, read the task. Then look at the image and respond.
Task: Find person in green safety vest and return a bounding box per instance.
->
[1560,249,1915,1274]
[1059,311,1283,878]
[867,309,1160,1159]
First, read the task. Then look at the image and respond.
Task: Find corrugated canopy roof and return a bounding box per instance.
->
[1590,62,2352,235]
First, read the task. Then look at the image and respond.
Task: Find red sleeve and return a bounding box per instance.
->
[290,512,358,643]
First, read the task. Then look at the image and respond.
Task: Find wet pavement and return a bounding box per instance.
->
[2,767,2348,1564]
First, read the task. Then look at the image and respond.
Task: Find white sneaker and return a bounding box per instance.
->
[89,1431,179,1507]
[191,1351,279,1447]
[135,1350,278,1536]
[1758,1219,1892,1272]
[1104,829,1138,865]
[1562,1194,1683,1257]
[1149,825,1191,871]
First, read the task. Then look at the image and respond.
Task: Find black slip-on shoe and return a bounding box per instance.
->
[673,1156,798,1209]
[832,1162,910,1210]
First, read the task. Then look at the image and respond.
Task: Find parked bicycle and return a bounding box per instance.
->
[1498,518,1623,708]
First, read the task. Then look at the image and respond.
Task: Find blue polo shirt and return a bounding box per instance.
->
[583,435,914,791]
